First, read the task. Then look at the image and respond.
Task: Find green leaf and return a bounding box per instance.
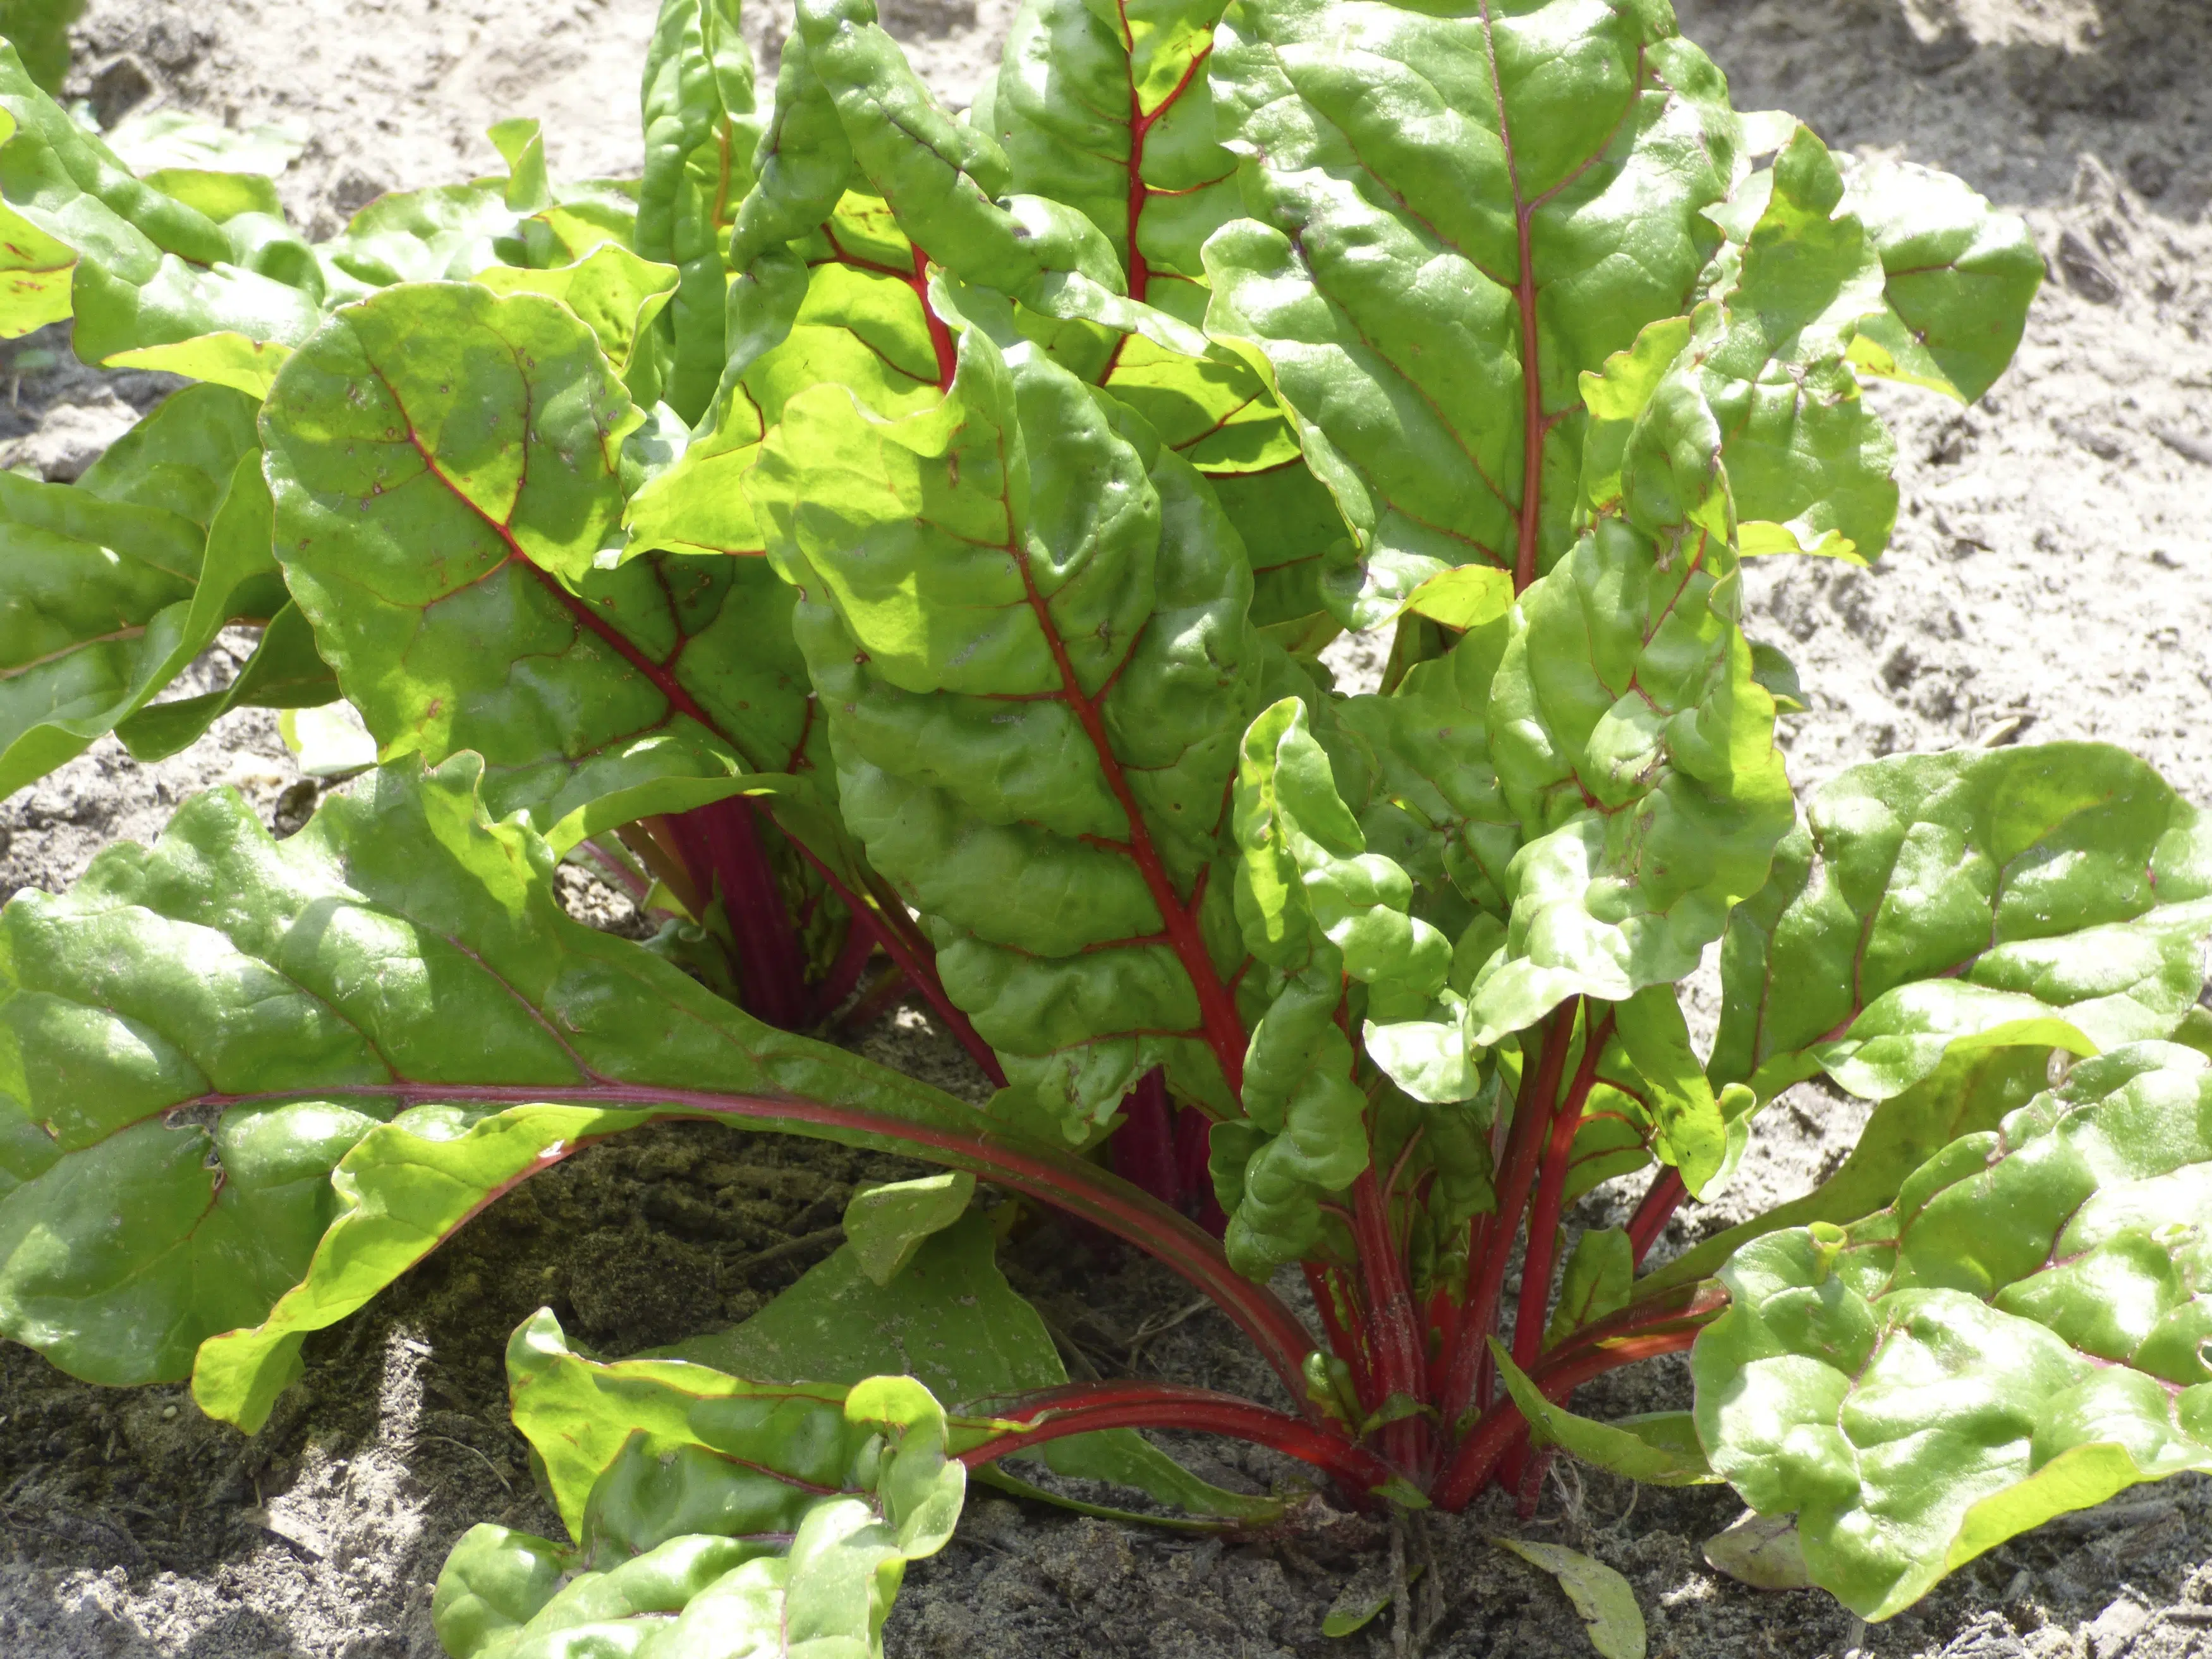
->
[842,1170,974,1285]
[1694,1041,2212,1620]
[988,0,1237,297]
[638,0,761,421]
[748,320,1265,1134]
[102,109,307,179]
[1588,127,1899,566]
[1644,1044,2050,1299]
[1494,1539,1647,1659]
[1205,0,1741,619]
[0,49,325,361]
[0,756,999,1407]
[1702,1512,1811,1591]
[0,0,80,94]
[1839,153,2041,405]
[263,279,826,832]
[1708,744,2212,1109]
[1492,1342,1715,1488]
[666,1212,1279,1523]
[104,332,294,397]
[432,1310,965,1659]
[113,598,341,763]
[0,386,289,798]
[193,1100,655,1435]
[1610,985,1729,1197]
[1471,384,1790,1045]
[472,241,679,380]
[1543,1228,1632,1349]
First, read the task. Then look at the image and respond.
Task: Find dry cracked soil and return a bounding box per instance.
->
[4,0,2212,1655]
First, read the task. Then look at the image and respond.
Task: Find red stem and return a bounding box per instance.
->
[190,1079,1318,1409]
[1442,1006,1577,1430]
[910,244,957,390]
[1350,1167,1428,1474]
[784,838,1007,1088]
[960,1380,1394,1497]
[667,799,813,1030]
[1111,1068,1178,1209]
[1510,1012,1613,1373]
[1627,1167,1687,1266]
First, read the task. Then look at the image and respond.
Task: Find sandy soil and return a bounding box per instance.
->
[3,0,2211,1655]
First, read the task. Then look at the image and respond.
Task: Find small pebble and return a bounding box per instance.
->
[162,1404,179,1421]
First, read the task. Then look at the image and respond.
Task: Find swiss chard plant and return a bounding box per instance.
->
[5,0,2201,1647]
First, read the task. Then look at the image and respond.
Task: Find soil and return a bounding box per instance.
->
[2,0,2211,1655]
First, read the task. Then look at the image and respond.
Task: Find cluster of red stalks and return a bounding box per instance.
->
[1021,997,1720,1514]
[552,808,1715,1517]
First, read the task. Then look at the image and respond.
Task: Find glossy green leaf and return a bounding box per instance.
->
[0,756,1000,1407]
[113,598,341,764]
[1471,371,1790,1045]
[0,386,294,796]
[433,1310,964,1659]
[1610,985,1728,1197]
[1494,1539,1646,1659]
[638,0,760,421]
[1694,1042,2212,1620]
[1709,744,2212,1109]
[472,241,679,380]
[668,1212,1279,1522]
[749,321,1265,1134]
[842,1170,974,1285]
[103,109,308,179]
[104,332,294,397]
[0,47,325,362]
[262,279,828,832]
[1702,1512,1811,1591]
[1839,154,2041,405]
[1644,1045,2050,1299]
[1587,127,1898,566]
[1206,0,1741,621]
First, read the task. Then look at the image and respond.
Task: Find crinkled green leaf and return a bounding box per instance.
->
[668,1212,1279,1522]
[1205,0,1741,623]
[638,0,760,422]
[1233,696,1448,995]
[1694,1042,2212,1620]
[842,1170,975,1285]
[626,190,951,562]
[748,322,1265,1134]
[1492,1341,1715,1487]
[262,280,827,832]
[0,47,325,362]
[1710,744,2212,1108]
[102,109,307,179]
[432,1310,964,1659]
[1588,127,1898,566]
[1644,1044,2050,1299]
[1472,380,1790,1044]
[988,0,1237,300]
[0,756,998,1409]
[1839,154,2040,405]
[473,241,679,382]
[0,386,298,796]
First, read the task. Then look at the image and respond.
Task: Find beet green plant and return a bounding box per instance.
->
[5,0,2204,1646]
